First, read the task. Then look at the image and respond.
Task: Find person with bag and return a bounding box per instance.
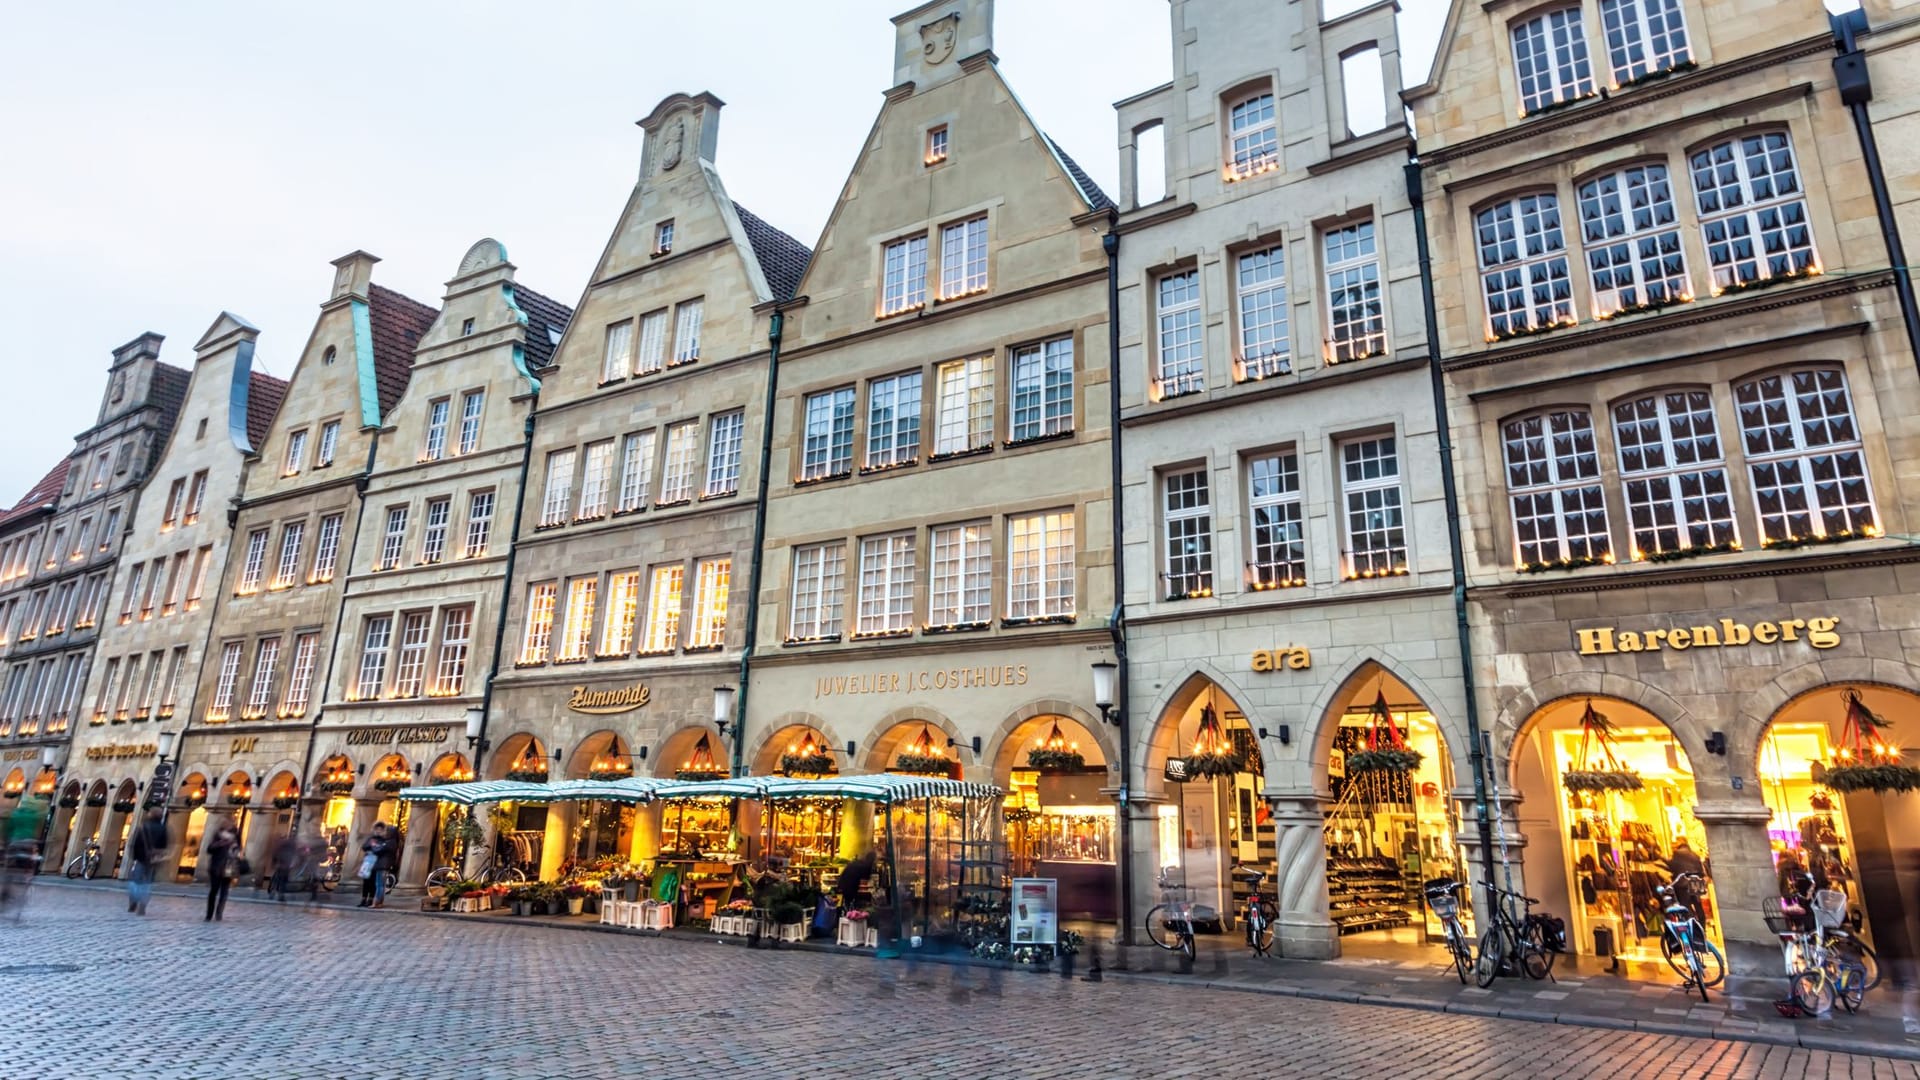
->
[125,808,169,916]
[358,823,395,908]
[204,822,241,922]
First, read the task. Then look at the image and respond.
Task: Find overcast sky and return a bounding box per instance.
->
[0,0,1449,500]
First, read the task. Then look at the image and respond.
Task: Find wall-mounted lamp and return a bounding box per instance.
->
[1090,660,1118,726]
[1705,731,1727,757]
[844,740,857,759]
[1259,725,1292,746]
[464,706,489,754]
[712,686,737,738]
[637,746,648,761]
[947,735,983,756]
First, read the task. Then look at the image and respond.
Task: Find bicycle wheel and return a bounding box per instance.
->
[1520,941,1553,980]
[1791,969,1833,1015]
[84,857,101,881]
[1144,904,1177,950]
[493,866,526,886]
[1687,949,1709,1003]
[1450,928,1472,985]
[1178,928,1195,963]
[64,858,82,880]
[1830,938,1881,992]
[381,871,396,893]
[1691,940,1726,990]
[1474,926,1505,988]
[424,866,458,889]
[1834,962,1866,1014]
[1249,911,1274,956]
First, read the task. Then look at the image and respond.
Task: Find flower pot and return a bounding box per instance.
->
[623,881,642,903]
[566,897,584,916]
[512,901,532,917]
[1058,954,1076,979]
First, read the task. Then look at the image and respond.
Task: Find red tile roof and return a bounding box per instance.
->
[245,370,290,452]
[0,459,72,529]
[368,284,438,420]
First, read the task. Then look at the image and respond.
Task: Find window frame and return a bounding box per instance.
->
[933,356,995,457]
[1007,509,1076,622]
[865,371,923,471]
[1576,162,1691,318]
[788,542,847,642]
[1225,88,1279,180]
[855,533,916,638]
[1010,337,1074,443]
[1599,0,1692,86]
[1247,450,1307,589]
[1475,191,1575,340]
[703,411,745,498]
[688,556,731,650]
[1688,129,1819,292]
[1338,433,1409,578]
[1323,220,1386,363]
[1502,408,1614,567]
[1734,366,1878,544]
[800,387,857,481]
[1511,6,1597,115]
[1610,390,1736,558]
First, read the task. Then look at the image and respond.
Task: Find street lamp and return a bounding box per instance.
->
[712,685,739,777]
[1090,661,1118,724]
[464,707,489,755]
[156,731,176,760]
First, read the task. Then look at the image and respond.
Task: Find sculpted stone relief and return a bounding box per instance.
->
[920,14,958,65]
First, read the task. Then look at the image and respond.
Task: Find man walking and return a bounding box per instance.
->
[125,808,168,916]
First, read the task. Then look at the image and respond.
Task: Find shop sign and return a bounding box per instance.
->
[1,749,39,762]
[345,725,453,747]
[1010,878,1058,946]
[1251,646,1311,673]
[85,743,157,761]
[813,664,1029,699]
[1575,615,1840,656]
[230,737,258,755]
[566,683,651,715]
[1163,757,1190,783]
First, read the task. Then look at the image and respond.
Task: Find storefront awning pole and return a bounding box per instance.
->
[884,797,901,953]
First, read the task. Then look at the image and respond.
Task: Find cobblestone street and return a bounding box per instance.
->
[1,885,1916,1080]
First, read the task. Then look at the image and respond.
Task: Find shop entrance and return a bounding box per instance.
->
[568,732,636,866]
[1512,697,1718,964]
[1321,672,1460,946]
[1152,680,1267,933]
[996,714,1114,921]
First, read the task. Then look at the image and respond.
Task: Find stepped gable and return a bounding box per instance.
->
[734,202,812,301]
[368,283,439,417]
[512,284,575,372]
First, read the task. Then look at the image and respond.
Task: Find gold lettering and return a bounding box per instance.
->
[1287,647,1311,670]
[565,682,652,715]
[1576,627,1616,655]
[1779,618,1804,642]
[1016,665,1028,685]
[1252,650,1274,673]
[1690,625,1719,647]
[1753,621,1779,644]
[1616,631,1644,653]
[1666,628,1690,650]
[1720,618,1750,646]
[1807,617,1841,649]
[1645,629,1667,650]
[230,736,257,755]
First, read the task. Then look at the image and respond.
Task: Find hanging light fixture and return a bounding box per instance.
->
[1561,699,1643,792]
[778,732,835,776]
[1818,689,1920,795]
[1026,720,1085,772]
[1186,700,1245,780]
[678,734,727,780]
[895,723,952,776]
[1346,690,1424,775]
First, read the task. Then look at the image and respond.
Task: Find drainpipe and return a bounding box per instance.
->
[731,309,784,777]
[1101,223,1136,946]
[1404,159,1500,910]
[472,403,541,767]
[1832,10,1920,374]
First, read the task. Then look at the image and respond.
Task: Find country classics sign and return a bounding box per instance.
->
[85,743,158,761]
[567,683,652,715]
[1575,615,1840,656]
[345,725,453,747]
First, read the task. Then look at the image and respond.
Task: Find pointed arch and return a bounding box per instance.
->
[983,699,1116,788]
[1138,665,1264,801]
[1304,653,1468,798]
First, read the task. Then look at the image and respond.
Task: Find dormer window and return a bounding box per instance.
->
[1601,0,1691,87]
[655,220,675,256]
[1226,90,1278,180]
[1512,7,1595,116]
[925,125,949,166]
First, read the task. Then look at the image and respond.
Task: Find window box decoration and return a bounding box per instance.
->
[1185,705,1246,779]
[776,733,833,778]
[111,798,138,814]
[676,733,727,781]
[58,793,80,810]
[1818,690,1920,795]
[85,792,108,808]
[504,765,549,784]
[372,778,409,794]
[1561,698,1643,792]
[1346,691,1424,775]
[1026,722,1084,773]
[272,791,300,810]
[892,723,953,776]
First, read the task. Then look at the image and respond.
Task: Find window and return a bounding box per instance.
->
[1324,222,1385,362]
[137,651,165,720]
[355,616,393,699]
[392,612,432,696]
[1505,410,1613,566]
[866,372,922,469]
[934,357,994,455]
[461,318,475,336]
[311,514,343,582]
[1601,0,1691,84]
[1610,392,1733,557]
[186,547,212,610]
[423,398,450,461]
[1008,511,1075,620]
[618,431,657,512]
[789,543,846,640]
[185,470,208,523]
[654,219,675,255]
[640,565,684,653]
[209,642,244,720]
[284,429,308,476]
[579,441,615,519]
[463,492,495,558]
[161,478,185,528]
[704,411,744,497]
[90,449,110,488]
[1477,193,1574,339]
[1155,270,1204,398]
[316,421,340,467]
[930,522,991,626]
[658,421,699,504]
[1234,247,1290,379]
[1162,468,1213,598]
[857,534,915,636]
[519,583,558,665]
[433,607,472,695]
[1340,436,1407,577]
[378,506,409,570]
[1578,164,1690,317]
[1011,338,1073,441]
[926,125,949,165]
[113,654,142,721]
[635,311,668,375]
[159,647,186,719]
[98,507,120,552]
[119,565,142,624]
[272,521,306,588]
[881,235,929,315]
[1512,7,1595,115]
[237,528,270,594]
[557,577,598,661]
[939,216,989,298]
[44,582,72,635]
[43,528,62,568]
[540,449,577,526]
[801,388,857,480]
[602,320,634,383]
[672,299,703,366]
[458,391,485,454]
[689,557,730,648]
[419,498,451,563]
[1227,90,1278,178]
[1690,132,1817,291]
[281,633,319,717]
[92,658,118,722]
[243,638,280,719]
[1249,452,1307,587]
[70,519,91,561]
[601,570,642,656]
[1736,369,1877,543]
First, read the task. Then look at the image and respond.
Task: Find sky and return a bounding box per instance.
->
[0,0,1453,500]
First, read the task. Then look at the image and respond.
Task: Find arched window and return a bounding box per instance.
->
[1689,131,1817,291]
[1733,368,1876,544]
[1511,7,1594,115]
[1611,389,1735,557]
[1477,192,1573,340]
[1503,409,1610,566]
[1577,163,1690,317]
[1225,89,1277,179]
[1599,0,1691,85]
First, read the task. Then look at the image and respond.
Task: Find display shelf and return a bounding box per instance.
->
[1326,856,1411,935]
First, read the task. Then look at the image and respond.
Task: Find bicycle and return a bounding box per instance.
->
[1144,867,1197,963]
[1657,872,1724,1001]
[424,844,526,889]
[1425,878,1473,984]
[1473,885,1557,987]
[1232,863,1275,958]
[1767,889,1868,1015]
[64,838,102,880]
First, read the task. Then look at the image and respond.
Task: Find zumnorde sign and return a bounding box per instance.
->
[1575,615,1840,656]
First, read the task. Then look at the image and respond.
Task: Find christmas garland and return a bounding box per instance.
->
[1348,747,1424,774]
[1185,705,1245,779]
[892,752,951,776]
[1027,747,1084,772]
[1562,769,1645,792]
[1561,699,1642,792]
[272,794,300,809]
[778,751,834,776]
[587,768,633,782]
[504,768,549,784]
[1819,691,1920,794]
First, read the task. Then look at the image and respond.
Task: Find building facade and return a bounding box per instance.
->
[1411,0,1920,982]
[491,92,808,880]
[57,316,286,878]
[0,459,76,815]
[1109,0,1464,958]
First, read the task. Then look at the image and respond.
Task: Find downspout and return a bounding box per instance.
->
[1404,159,1500,908]
[1101,223,1135,946]
[473,401,541,765]
[1833,10,1920,372]
[731,309,785,777]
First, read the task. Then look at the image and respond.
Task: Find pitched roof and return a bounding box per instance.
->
[0,459,72,528]
[149,363,192,437]
[367,284,438,419]
[245,370,290,452]
[734,202,813,301]
[512,285,574,372]
[1045,136,1115,212]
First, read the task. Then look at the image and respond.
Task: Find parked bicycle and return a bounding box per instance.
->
[1766,889,1869,1015]
[1144,867,1197,962]
[64,838,102,880]
[1656,872,1724,1001]
[424,843,526,889]
[1232,863,1276,958]
[1473,885,1558,987]
[1425,878,1473,984]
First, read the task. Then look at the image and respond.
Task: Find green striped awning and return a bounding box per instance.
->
[394,780,552,807]
[543,777,668,803]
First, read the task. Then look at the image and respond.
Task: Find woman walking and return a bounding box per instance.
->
[359,823,396,908]
[204,822,241,922]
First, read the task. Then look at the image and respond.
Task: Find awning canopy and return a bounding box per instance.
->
[762,774,1001,803]
[398,773,1000,807]
[395,780,551,807]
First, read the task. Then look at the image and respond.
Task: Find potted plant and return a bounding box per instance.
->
[1056,930,1083,978]
[561,882,589,916]
[506,883,537,917]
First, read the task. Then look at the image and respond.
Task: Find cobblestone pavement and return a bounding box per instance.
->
[4,885,1919,1080]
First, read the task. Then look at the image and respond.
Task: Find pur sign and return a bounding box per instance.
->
[1575,615,1841,656]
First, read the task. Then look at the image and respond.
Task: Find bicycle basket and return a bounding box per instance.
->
[1812,888,1848,929]
[1429,894,1459,918]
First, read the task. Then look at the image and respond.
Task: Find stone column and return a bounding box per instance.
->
[1452,791,1533,909]
[540,802,571,880]
[397,811,436,890]
[630,804,660,863]
[1269,795,1337,960]
[1692,800,1778,991]
[838,801,874,861]
[43,806,73,872]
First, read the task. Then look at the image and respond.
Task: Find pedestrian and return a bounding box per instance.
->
[268,830,300,903]
[836,849,875,911]
[204,822,240,922]
[125,808,169,916]
[359,823,395,908]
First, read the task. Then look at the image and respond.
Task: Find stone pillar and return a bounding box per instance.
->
[397,812,436,890]
[630,804,660,863]
[43,806,73,871]
[1692,800,1778,991]
[240,807,277,884]
[839,801,874,860]
[540,803,571,880]
[1269,796,1338,960]
[1453,791,1534,912]
[1118,791,1170,953]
